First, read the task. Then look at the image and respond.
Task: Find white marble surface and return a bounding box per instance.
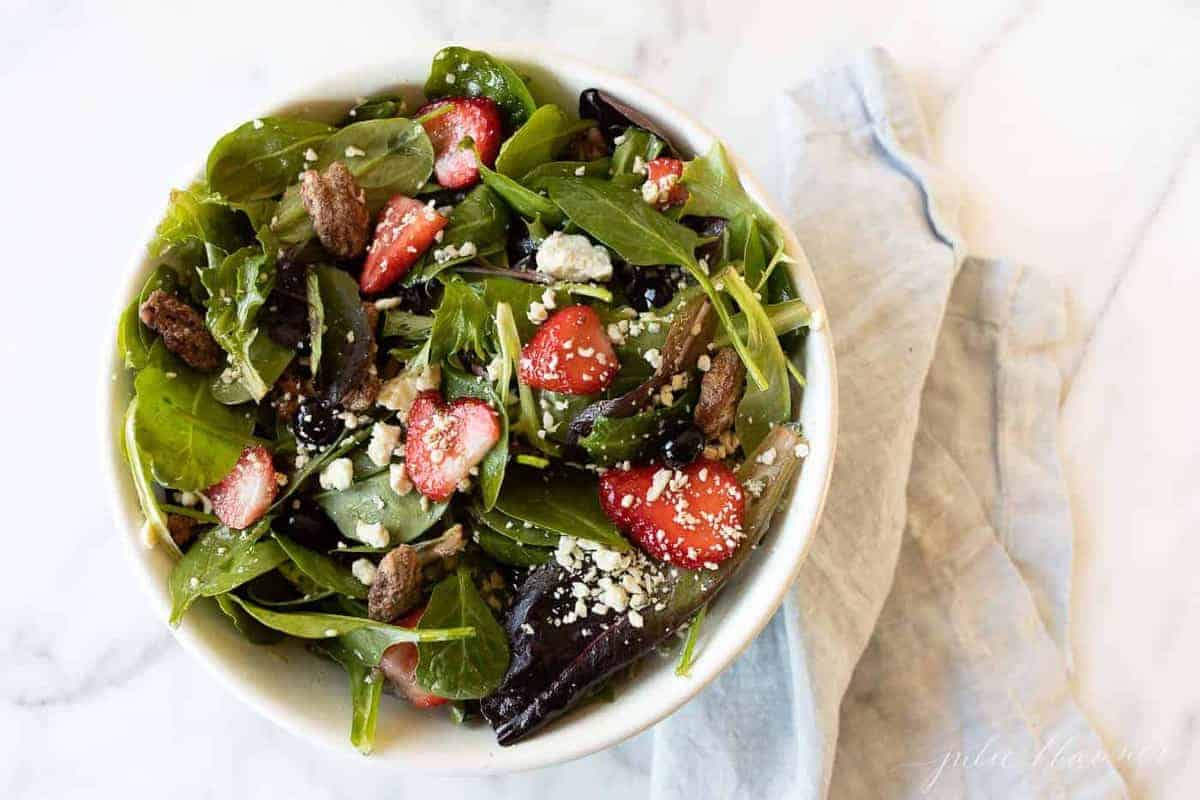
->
[1,0,1196,796]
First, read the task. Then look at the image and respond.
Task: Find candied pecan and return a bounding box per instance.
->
[138,290,222,371]
[368,526,466,622]
[565,127,608,161]
[270,364,314,424]
[299,161,369,259]
[167,514,197,549]
[694,347,745,438]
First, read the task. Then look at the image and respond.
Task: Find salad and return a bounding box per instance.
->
[116,47,815,753]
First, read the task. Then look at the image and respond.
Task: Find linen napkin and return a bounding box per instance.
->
[648,49,1128,799]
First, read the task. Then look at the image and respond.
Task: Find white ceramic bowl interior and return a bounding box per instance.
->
[99,44,837,772]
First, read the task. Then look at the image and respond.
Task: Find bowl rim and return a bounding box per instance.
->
[97,42,838,773]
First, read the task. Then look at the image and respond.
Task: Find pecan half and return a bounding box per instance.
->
[694,347,745,438]
[299,161,369,260]
[368,525,466,622]
[138,290,222,371]
[167,514,198,549]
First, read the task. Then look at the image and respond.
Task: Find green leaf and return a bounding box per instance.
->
[425,184,512,279]
[713,299,811,348]
[544,178,701,269]
[480,278,566,342]
[675,604,707,677]
[478,161,562,224]
[320,118,434,205]
[315,471,449,543]
[273,533,368,600]
[215,593,286,644]
[416,568,510,699]
[117,265,183,371]
[149,187,246,268]
[167,521,283,625]
[610,127,664,176]
[521,158,611,190]
[275,424,373,506]
[494,465,630,550]
[721,267,790,452]
[470,506,559,547]
[312,264,372,401]
[579,405,684,467]
[473,527,553,567]
[122,397,176,556]
[305,268,324,377]
[206,117,335,202]
[425,46,537,131]
[442,366,508,511]
[495,105,594,179]
[342,94,407,124]
[380,309,433,341]
[132,364,254,491]
[311,637,384,754]
[222,594,474,644]
[199,246,292,401]
[426,276,495,364]
[495,302,557,456]
[680,142,781,248]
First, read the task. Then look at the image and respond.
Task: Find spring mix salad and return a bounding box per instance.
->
[115,47,816,752]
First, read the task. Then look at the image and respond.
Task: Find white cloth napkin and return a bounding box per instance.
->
[648,49,1128,799]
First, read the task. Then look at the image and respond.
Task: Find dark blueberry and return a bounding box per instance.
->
[262,261,310,348]
[272,496,339,550]
[662,423,704,469]
[294,398,343,448]
[387,281,443,316]
[508,229,541,266]
[627,266,680,312]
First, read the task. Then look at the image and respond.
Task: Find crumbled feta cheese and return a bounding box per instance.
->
[367,422,402,467]
[304,147,319,162]
[373,297,403,311]
[535,231,613,282]
[527,301,549,324]
[377,364,441,416]
[344,145,366,158]
[757,447,778,466]
[697,354,712,372]
[318,458,354,491]
[646,468,672,502]
[632,155,647,175]
[351,558,377,585]
[627,609,644,628]
[643,348,663,370]
[445,72,456,84]
[389,463,412,496]
[541,287,557,310]
[354,520,390,549]
[574,165,586,176]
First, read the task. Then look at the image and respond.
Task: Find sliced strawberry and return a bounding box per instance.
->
[360,195,449,294]
[380,607,448,709]
[518,305,619,395]
[644,157,688,209]
[206,445,278,530]
[404,390,501,502]
[417,97,502,190]
[599,459,745,569]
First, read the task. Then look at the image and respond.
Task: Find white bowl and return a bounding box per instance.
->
[98,44,838,772]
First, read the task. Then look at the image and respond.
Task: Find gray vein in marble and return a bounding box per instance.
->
[8,632,172,709]
[1064,121,1200,393]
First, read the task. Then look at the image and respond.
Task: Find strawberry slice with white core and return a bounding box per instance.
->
[360,195,449,294]
[404,390,501,502]
[417,97,502,190]
[380,607,448,709]
[518,305,619,395]
[206,445,278,530]
[599,459,745,569]
[642,157,688,209]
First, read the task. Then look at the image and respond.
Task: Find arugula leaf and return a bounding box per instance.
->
[416,568,510,700]
[215,593,286,644]
[315,471,448,542]
[544,178,701,269]
[473,527,554,567]
[206,117,335,202]
[222,594,474,643]
[521,158,611,190]
[494,465,630,550]
[305,268,324,377]
[443,366,508,511]
[680,142,782,248]
[273,533,368,600]
[495,104,594,178]
[132,363,254,491]
[167,520,283,625]
[426,276,495,364]
[311,637,384,754]
[149,186,247,269]
[495,302,557,456]
[478,161,562,224]
[610,127,664,176]
[426,46,537,131]
[199,246,292,401]
[718,267,790,452]
[122,397,175,555]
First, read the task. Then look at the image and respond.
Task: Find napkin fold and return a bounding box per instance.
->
[649,49,1128,799]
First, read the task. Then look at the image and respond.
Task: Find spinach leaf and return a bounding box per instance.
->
[578,405,683,467]
[273,533,368,600]
[675,604,707,677]
[425,46,537,131]
[132,363,254,490]
[425,276,494,364]
[117,265,182,371]
[315,471,448,542]
[471,506,559,547]
[206,117,335,202]
[544,178,701,269]
[474,527,553,567]
[721,267,790,452]
[311,637,383,754]
[150,186,247,270]
[199,246,292,401]
[478,161,561,224]
[215,593,286,644]
[312,265,372,401]
[495,105,594,178]
[305,268,324,377]
[443,365,508,511]
[425,184,512,279]
[416,568,510,699]
[122,398,175,555]
[342,94,407,124]
[610,127,664,176]
[494,465,629,550]
[208,334,295,406]
[521,158,611,190]
[222,594,474,643]
[167,520,282,625]
[480,278,565,342]
[680,142,782,248]
[319,118,434,205]
[380,309,433,341]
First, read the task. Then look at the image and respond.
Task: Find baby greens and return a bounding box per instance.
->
[416,568,510,699]
[425,46,537,131]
